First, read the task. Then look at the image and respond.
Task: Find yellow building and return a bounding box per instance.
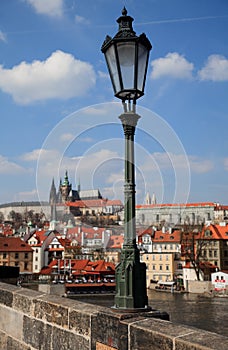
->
[0,237,33,274]
[141,252,176,288]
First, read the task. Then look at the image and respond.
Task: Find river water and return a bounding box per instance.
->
[72,290,228,337]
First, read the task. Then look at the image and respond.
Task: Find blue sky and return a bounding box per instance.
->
[0,0,228,206]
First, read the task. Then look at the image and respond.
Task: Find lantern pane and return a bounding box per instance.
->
[117,42,135,93]
[137,43,148,92]
[105,45,121,94]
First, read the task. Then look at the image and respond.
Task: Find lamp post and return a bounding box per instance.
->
[101,8,152,311]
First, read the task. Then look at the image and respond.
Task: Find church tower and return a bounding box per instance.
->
[145,191,151,205]
[60,171,72,202]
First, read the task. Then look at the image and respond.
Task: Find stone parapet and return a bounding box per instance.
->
[0,282,227,350]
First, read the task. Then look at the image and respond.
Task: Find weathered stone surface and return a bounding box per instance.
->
[0,305,23,340]
[6,336,32,350]
[52,326,90,350]
[1,283,228,350]
[33,296,69,327]
[13,288,45,315]
[23,315,52,350]
[69,301,100,336]
[91,310,131,350]
[0,282,16,307]
[0,330,7,349]
[175,329,228,350]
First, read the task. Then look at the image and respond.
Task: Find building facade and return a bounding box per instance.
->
[0,237,33,274]
[136,202,219,227]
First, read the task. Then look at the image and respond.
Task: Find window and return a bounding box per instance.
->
[3,253,7,259]
[166,265,169,271]
[166,255,169,261]
[177,263,182,269]
[152,255,155,261]
[24,262,28,270]
[156,214,159,222]
[15,262,19,267]
[152,265,156,270]
[159,265,162,271]
[159,255,162,261]
[214,251,217,257]
[35,257,38,261]
[36,249,38,253]
[35,265,38,270]
[15,253,19,259]
[24,253,28,259]
[209,250,212,258]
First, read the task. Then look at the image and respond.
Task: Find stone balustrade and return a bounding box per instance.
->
[0,282,227,350]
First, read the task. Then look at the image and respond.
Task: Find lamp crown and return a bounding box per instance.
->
[116,7,135,36]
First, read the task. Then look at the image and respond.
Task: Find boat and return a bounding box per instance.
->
[64,281,116,295]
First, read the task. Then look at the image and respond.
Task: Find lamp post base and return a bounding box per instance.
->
[114,246,149,310]
[111,305,152,313]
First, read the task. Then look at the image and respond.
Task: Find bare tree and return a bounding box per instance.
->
[181,226,207,281]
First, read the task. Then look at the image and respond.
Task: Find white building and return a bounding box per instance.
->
[211,271,228,291]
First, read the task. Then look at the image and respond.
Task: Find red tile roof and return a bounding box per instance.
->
[66,199,123,208]
[0,237,33,252]
[136,202,216,209]
[153,230,182,243]
[202,224,228,240]
[40,259,115,276]
[106,235,124,249]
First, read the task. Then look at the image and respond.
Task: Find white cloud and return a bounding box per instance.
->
[0,31,7,42]
[189,156,214,173]
[0,50,96,104]
[60,133,75,142]
[151,52,194,79]
[25,0,64,18]
[0,155,25,174]
[198,54,228,81]
[16,189,39,202]
[142,152,213,174]
[98,70,109,79]
[22,149,60,162]
[75,15,90,25]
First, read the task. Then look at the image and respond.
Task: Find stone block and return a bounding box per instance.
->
[13,288,45,315]
[175,329,228,350]
[0,330,7,349]
[0,282,16,307]
[6,336,32,350]
[23,315,52,350]
[51,326,90,350]
[69,301,100,336]
[91,310,133,350]
[0,305,23,340]
[33,295,69,328]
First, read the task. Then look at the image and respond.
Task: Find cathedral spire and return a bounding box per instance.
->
[49,178,56,204]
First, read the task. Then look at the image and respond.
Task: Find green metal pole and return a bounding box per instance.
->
[113,109,150,311]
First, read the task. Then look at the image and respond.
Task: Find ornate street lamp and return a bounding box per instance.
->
[101,8,152,311]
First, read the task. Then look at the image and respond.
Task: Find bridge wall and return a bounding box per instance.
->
[0,282,227,350]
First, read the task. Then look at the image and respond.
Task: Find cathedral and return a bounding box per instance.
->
[49,171,102,206]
